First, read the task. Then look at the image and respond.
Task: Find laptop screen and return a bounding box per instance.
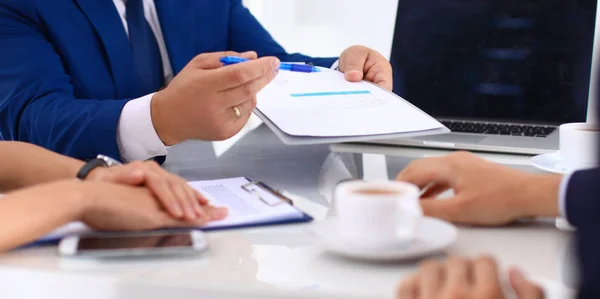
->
[390,0,597,125]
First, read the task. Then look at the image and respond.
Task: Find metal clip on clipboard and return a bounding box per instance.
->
[241,181,294,206]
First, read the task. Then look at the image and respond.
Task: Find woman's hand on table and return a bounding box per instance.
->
[87,160,217,222]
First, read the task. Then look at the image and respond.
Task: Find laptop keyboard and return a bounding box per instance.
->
[441,120,557,137]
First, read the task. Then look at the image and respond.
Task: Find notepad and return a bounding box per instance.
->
[255,67,449,144]
[36,178,311,244]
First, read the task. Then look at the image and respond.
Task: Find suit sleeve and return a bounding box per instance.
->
[226,0,338,68]
[564,168,600,299]
[565,168,600,227]
[0,1,128,161]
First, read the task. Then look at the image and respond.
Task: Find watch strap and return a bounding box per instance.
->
[76,159,107,180]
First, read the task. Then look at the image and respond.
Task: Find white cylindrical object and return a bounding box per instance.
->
[559,123,600,170]
[334,180,422,248]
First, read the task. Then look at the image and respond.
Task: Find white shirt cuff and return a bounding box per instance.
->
[331,59,340,70]
[558,171,576,218]
[117,93,168,162]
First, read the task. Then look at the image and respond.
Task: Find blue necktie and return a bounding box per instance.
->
[126,0,164,96]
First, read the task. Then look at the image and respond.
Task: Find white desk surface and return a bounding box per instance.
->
[0,124,576,299]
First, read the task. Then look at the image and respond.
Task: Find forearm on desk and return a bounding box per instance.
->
[0,142,84,193]
[0,181,86,252]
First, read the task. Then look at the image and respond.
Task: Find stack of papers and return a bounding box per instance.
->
[255,67,448,144]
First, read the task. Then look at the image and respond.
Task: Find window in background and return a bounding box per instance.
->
[242,0,399,59]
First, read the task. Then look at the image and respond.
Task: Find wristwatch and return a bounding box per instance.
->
[76,154,122,180]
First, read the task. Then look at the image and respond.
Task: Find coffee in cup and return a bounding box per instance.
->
[559,123,599,170]
[353,188,402,195]
[334,181,422,248]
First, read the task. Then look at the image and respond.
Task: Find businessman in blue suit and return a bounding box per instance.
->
[0,0,392,162]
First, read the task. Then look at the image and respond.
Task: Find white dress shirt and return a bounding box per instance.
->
[114,0,171,162]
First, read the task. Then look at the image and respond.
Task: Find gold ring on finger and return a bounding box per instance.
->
[233,106,241,118]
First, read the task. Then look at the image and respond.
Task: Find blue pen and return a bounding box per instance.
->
[220,56,320,73]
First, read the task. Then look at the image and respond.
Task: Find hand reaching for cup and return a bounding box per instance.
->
[396,151,561,225]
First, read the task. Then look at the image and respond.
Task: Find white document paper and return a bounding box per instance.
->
[256,67,444,137]
[37,178,305,243]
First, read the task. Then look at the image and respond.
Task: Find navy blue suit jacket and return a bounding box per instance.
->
[0,0,337,160]
[569,169,600,299]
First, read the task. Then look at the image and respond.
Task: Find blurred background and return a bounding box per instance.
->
[242,0,399,58]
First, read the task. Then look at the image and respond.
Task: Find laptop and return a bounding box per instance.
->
[362,0,598,155]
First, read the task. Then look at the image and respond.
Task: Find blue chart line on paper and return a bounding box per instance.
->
[256,67,445,137]
[285,90,385,112]
[290,90,371,97]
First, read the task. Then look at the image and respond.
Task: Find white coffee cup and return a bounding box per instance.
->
[334,180,422,248]
[559,123,599,170]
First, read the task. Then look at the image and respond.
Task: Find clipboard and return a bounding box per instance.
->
[197,178,313,232]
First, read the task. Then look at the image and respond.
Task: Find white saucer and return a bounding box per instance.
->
[531,152,570,174]
[311,217,457,261]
